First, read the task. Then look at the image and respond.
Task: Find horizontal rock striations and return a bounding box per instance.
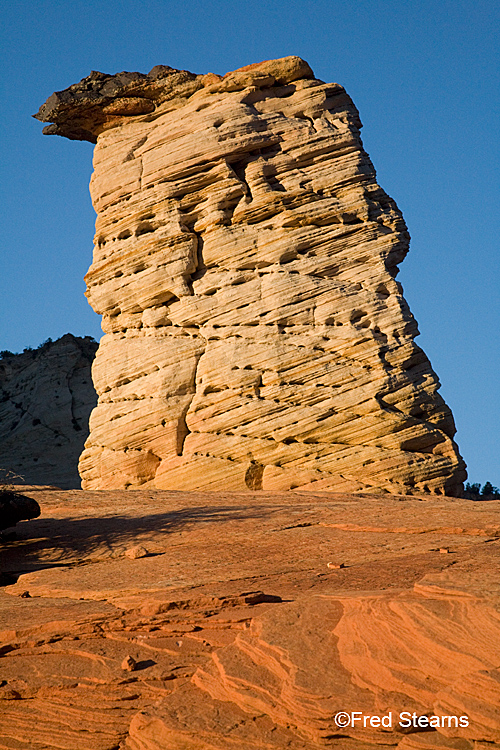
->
[0,335,98,489]
[35,57,466,494]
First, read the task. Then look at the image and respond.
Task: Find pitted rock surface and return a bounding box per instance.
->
[1,488,499,748]
[35,56,466,494]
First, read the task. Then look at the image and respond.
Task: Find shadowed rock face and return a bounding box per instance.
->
[35,56,466,494]
[0,490,40,531]
[0,335,97,489]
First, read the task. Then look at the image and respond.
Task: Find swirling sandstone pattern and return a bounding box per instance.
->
[1,490,499,748]
[35,57,465,493]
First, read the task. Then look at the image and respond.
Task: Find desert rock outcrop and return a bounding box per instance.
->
[35,57,466,494]
[0,335,97,488]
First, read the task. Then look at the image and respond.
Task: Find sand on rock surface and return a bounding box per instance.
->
[1,487,499,749]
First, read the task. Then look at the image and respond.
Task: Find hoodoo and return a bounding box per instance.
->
[36,56,466,494]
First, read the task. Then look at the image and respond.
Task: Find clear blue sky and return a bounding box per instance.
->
[1,0,498,485]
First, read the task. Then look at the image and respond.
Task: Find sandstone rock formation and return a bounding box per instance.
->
[0,335,98,488]
[1,488,499,748]
[35,57,466,494]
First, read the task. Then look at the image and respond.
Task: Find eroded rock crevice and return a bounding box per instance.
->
[35,56,466,493]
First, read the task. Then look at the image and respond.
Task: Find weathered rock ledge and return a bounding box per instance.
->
[1,489,499,748]
[35,57,466,494]
[33,58,315,142]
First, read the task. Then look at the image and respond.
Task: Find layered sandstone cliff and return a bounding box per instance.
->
[35,57,466,494]
[0,335,97,488]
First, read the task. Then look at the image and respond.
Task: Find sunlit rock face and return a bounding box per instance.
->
[36,56,466,494]
[2,490,499,748]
